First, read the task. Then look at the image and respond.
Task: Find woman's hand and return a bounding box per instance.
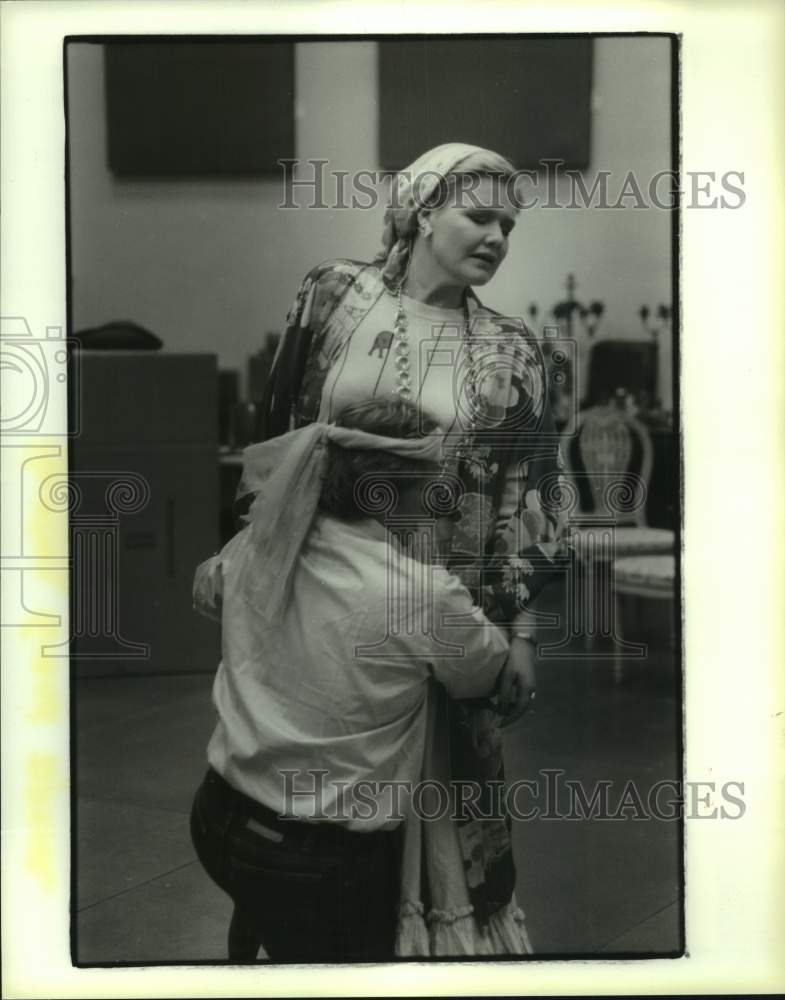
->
[496,636,537,727]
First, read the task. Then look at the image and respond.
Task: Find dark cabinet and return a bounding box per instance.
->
[71,352,220,675]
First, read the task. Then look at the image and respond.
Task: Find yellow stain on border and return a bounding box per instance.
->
[25,752,62,893]
[27,634,63,725]
[18,440,69,724]
[12,441,69,891]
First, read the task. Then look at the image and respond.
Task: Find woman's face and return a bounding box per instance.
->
[420,175,518,288]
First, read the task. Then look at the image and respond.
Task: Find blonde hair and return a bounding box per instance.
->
[374,142,518,288]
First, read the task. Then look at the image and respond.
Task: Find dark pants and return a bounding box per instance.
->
[190,768,402,963]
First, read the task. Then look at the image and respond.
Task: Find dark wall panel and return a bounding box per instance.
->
[379,37,593,170]
[104,41,294,176]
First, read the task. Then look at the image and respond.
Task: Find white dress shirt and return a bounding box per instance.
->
[205,514,509,831]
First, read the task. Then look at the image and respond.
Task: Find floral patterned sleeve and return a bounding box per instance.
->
[483,402,573,625]
[235,259,367,523]
[256,268,323,441]
[457,323,574,627]
[233,265,325,524]
[258,258,369,438]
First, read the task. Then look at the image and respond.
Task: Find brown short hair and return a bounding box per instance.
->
[318,396,440,520]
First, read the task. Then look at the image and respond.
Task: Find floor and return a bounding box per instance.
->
[73,585,683,964]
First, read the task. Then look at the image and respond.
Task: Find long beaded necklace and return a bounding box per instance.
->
[392,284,483,470]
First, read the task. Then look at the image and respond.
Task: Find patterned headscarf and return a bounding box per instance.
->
[373,142,516,290]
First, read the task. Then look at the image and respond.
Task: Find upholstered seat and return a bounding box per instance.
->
[571,525,674,559]
[611,554,676,681]
[613,554,675,598]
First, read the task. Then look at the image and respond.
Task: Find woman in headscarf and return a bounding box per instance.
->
[244,143,570,956]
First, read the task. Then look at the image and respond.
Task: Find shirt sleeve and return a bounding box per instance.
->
[192,553,223,622]
[192,526,251,623]
[426,568,510,700]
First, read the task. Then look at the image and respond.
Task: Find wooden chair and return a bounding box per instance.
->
[562,405,674,648]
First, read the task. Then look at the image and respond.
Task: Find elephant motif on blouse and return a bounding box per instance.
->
[368,329,394,358]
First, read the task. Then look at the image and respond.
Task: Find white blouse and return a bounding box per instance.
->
[315,289,534,578]
[318,291,474,435]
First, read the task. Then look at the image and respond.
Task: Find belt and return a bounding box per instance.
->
[203,767,394,854]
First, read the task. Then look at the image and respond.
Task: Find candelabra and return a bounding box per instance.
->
[527,274,605,340]
[526,274,606,428]
[639,303,672,340]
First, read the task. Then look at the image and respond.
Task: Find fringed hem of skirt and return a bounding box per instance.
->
[395,899,534,957]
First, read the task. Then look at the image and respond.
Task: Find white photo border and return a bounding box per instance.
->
[1,0,784,996]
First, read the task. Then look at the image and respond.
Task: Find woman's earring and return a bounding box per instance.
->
[418,219,432,237]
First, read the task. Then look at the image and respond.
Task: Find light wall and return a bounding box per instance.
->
[67,37,673,406]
